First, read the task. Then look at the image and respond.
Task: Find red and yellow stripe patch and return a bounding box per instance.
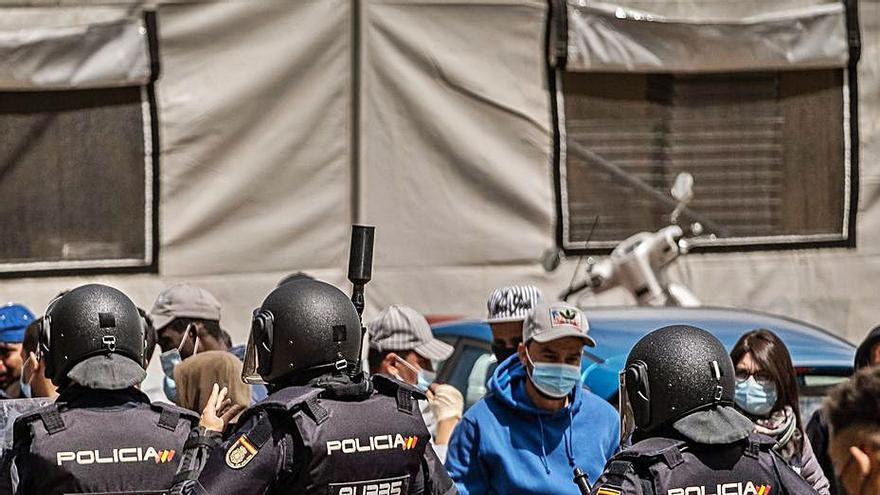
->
[238,435,258,455]
[156,450,176,463]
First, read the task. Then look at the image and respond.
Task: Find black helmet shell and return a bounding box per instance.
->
[625,325,735,433]
[43,284,145,385]
[251,279,362,384]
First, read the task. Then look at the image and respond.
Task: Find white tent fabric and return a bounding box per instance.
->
[0,0,878,373]
[361,0,553,269]
[156,0,353,276]
[566,1,850,72]
[0,5,149,90]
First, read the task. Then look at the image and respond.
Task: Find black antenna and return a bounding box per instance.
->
[347,225,375,319]
[560,215,599,301]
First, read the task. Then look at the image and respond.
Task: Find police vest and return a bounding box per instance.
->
[12,399,198,494]
[602,435,783,495]
[236,375,431,495]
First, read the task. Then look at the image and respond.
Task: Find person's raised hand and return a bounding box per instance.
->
[200,384,246,432]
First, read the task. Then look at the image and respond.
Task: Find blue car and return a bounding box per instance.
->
[432,306,855,422]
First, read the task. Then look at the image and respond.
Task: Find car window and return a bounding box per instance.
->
[433,335,457,376]
[797,373,850,423]
[465,353,497,409]
[448,345,494,410]
[435,336,494,411]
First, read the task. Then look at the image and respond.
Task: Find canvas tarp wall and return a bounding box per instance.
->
[565,0,852,73]
[0,0,556,336]
[0,0,879,373]
[0,5,151,90]
[557,0,880,341]
[156,0,353,276]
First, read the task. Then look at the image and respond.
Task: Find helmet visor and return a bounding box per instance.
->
[241,332,267,385]
[619,370,637,447]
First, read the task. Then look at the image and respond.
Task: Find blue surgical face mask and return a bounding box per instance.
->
[735,376,778,416]
[19,377,31,398]
[159,324,198,402]
[159,349,181,401]
[394,356,433,393]
[417,369,435,393]
[526,350,582,399]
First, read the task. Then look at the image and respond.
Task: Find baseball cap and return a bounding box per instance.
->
[486,285,543,323]
[369,305,454,361]
[522,301,595,347]
[0,303,35,344]
[149,284,221,331]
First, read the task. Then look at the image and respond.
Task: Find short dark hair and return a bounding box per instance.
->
[825,365,880,433]
[23,317,43,356]
[138,307,157,365]
[368,348,413,374]
[166,317,223,341]
[730,329,802,430]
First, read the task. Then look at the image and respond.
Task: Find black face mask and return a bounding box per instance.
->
[492,345,518,363]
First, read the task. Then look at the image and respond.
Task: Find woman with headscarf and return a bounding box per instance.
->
[173,350,249,426]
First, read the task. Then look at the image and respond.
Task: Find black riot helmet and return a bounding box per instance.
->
[242,279,363,386]
[619,325,750,443]
[41,284,147,389]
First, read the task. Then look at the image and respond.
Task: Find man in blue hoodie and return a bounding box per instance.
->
[445,301,619,495]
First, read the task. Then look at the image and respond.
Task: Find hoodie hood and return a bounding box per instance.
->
[855,325,880,370]
[487,354,583,417]
[488,354,584,475]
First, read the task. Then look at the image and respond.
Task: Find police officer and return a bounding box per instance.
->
[172,279,457,495]
[591,325,820,495]
[8,284,199,494]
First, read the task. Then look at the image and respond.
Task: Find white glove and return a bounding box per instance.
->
[429,384,463,422]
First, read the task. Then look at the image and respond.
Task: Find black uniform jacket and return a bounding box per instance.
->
[590,433,821,495]
[175,374,457,495]
[10,385,197,495]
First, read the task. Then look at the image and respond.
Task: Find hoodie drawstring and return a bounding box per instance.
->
[536,410,577,475]
[537,415,550,474]
[565,409,576,467]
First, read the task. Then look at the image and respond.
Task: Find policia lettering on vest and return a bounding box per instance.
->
[6,284,199,495]
[171,226,456,495]
[590,325,822,495]
[55,446,178,466]
[327,433,421,456]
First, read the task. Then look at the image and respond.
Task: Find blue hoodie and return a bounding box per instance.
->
[445,356,619,495]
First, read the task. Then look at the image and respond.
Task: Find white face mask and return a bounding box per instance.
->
[19,353,37,398]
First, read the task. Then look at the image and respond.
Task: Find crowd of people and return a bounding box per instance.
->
[0,279,877,495]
